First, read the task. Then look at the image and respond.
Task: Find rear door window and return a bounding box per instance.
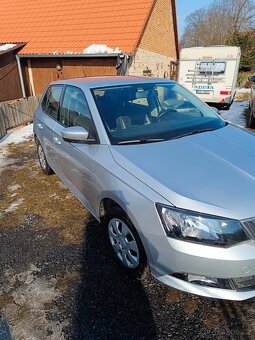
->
[42,85,63,120]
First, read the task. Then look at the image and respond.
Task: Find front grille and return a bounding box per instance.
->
[242,219,255,240]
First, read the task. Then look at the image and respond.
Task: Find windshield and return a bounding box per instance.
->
[92,82,225,145]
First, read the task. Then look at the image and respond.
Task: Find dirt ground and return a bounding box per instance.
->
[1,138,255,339]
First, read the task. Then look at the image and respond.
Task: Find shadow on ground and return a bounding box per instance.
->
[66,217,157,339]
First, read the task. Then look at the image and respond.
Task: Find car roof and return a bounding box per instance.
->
[50,76,175,89]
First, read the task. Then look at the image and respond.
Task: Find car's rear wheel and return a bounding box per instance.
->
[104,206,146,274]
[37,142,53,175]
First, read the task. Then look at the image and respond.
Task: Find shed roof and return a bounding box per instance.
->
[0,0,154,55]
[0,43,26,56]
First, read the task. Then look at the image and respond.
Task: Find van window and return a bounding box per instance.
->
[199,61,226,75]
[60,86,92,131]
[42,86,63,120]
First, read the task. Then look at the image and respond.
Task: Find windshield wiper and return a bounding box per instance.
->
[117,138,166,145]
[171,128,215,140]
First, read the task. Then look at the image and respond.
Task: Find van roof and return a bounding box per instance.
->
[179,46,240,60]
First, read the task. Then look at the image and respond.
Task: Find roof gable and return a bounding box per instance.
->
[0,0,154,55]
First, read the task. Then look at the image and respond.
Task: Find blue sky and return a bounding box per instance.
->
[176,0,213,36]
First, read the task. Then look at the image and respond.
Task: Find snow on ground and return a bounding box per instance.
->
[219,100,248,127]
[0,124,34,176]
[0,123,33,147]
[236,88,251,94]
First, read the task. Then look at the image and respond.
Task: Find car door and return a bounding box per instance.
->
[52,85,103,215]
[35,85,64,169]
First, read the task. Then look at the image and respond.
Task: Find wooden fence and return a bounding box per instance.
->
[0,96,41,139]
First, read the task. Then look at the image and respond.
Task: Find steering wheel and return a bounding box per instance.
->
[157,108,178,123]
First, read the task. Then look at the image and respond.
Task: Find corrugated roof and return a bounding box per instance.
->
[0,0,154,55]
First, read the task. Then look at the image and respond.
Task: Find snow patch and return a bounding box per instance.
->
[0,124,33,147]
[2,198,24,215]
[0,43,16,51]
[8,184,21,192]
[220,101,248,127]
[82,44,121,54]
[64,50,79,54]
[0,148,9,175]
[3,264,66,340]
[236,88,251,94]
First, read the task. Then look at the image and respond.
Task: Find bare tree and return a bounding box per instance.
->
[181,0,255,47]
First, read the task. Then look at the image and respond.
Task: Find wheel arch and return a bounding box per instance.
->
[99,194,150,261]
[99,196,127,223]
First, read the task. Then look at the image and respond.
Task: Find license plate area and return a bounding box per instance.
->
[196,90,211,94]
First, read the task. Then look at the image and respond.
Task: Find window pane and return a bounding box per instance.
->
[43,86,63,120]
[199,62,226,74]
[60,86,92,131]
[92,83,225,144]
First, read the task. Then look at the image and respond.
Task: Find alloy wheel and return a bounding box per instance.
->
[108,218,140,269]
[38,144,47,170]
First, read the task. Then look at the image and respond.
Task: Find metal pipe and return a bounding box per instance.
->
[16,55,26,98]
[17,53,125,59]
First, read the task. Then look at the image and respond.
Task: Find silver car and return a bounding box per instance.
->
[34,76,255,301]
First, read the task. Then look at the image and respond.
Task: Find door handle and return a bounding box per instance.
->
[37,123,43,130]
[53,136,61,145]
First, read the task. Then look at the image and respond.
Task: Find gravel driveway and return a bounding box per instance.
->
[1,137,255,339]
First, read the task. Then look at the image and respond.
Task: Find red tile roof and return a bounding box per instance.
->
[0,0,154,55]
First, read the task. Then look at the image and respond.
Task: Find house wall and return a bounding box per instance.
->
[0,51,23,102]
[129,48,176,78]
[22,57,117,96]
[129,0,178,78]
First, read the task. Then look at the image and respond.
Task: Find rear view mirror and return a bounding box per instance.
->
[61,126,93,143]
[248,76,255,83]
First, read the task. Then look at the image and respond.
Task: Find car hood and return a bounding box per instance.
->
[110,124,255,220]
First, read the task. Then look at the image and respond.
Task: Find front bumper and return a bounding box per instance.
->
[154,274,255,301]
[150,237,255,301]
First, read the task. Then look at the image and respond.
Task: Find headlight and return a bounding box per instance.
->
[156,204,248,246]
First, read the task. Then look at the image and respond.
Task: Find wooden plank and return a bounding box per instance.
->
[0,106,6,139]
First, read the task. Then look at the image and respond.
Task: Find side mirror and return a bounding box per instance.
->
[61,126,94,143]
[248,76,255,83]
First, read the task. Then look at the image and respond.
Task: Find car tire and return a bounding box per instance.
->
[249,111,255,129]
[37,142,53,175]
[104,206,147,275]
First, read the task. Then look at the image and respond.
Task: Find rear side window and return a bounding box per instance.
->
[42,85,63,120]
[60,86,92,131]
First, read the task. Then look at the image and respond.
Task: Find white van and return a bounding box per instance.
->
[178,46,241,110]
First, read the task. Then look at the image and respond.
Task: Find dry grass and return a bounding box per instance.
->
[0,140,88,244]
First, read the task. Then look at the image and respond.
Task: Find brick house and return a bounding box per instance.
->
[0,0,178,100]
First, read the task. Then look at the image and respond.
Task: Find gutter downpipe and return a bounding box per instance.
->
[16,55,26,98]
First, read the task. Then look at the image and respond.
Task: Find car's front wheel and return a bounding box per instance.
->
[37,142,53,175]
[104,206,146,274]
